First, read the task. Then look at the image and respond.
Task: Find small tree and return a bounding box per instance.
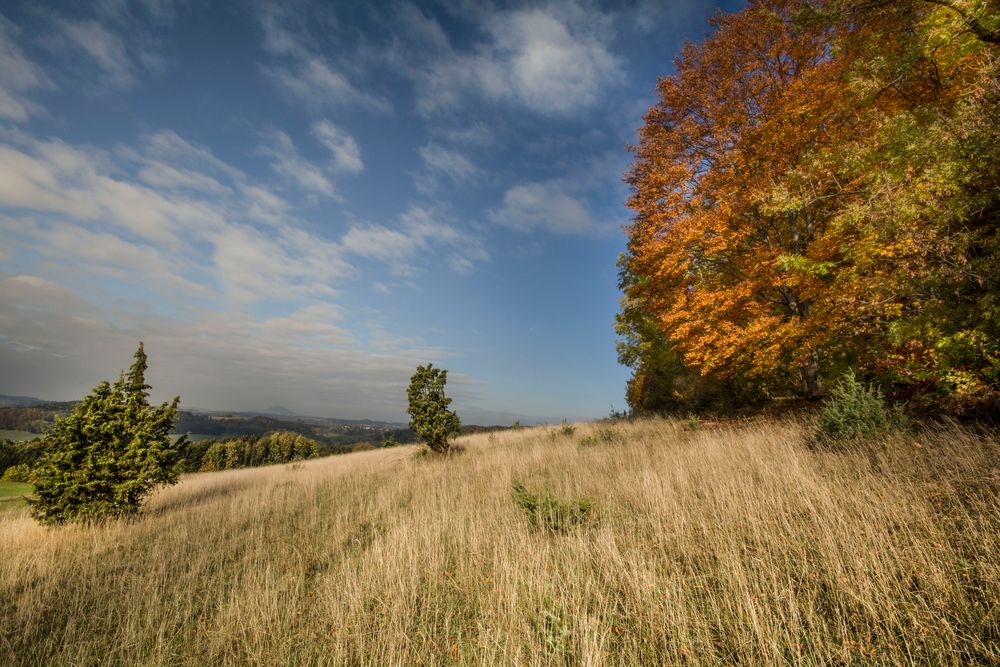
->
[407,363,461,454]
[29,342,187,525]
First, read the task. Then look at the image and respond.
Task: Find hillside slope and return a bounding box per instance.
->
[1,418,997,665]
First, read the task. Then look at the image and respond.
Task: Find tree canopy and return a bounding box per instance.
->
[620,0,999,415]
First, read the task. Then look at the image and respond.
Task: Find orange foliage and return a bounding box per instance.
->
[623,0,999,405]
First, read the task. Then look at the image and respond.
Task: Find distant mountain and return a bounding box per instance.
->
[0,394,48,408]
[261,406,296,417]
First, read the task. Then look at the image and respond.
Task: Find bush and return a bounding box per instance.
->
[559,420,575,437]
[817,371,904,440]
[2,464,31,482]
[579,428,616,448]
[511,481,596,533]
[352,442,375,453]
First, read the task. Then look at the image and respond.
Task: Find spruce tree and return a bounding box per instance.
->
[29,342,187,525]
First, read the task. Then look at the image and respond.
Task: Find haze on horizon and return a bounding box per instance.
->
[0,0,742,424]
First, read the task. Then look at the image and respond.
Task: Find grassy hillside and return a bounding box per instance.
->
[1,418,997,665]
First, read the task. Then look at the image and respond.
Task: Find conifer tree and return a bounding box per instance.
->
[29,343,187,525]
[407,363,461,454]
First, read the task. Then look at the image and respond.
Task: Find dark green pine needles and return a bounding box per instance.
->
[29,342,187,525]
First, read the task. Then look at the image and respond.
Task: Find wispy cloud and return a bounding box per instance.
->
[258,129,337,200]
[312,120,363,173]
[420,143,480,183]
[259,5,391,114]
[49,17,135,87]
[0,15,52,122]
[342,205,488,278]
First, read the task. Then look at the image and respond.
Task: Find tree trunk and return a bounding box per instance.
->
[801,348,822,400]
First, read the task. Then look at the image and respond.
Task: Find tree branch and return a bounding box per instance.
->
[919,0,1000,44]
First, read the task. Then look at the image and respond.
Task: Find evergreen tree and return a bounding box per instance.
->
[29,343,187,525]
[407,363,461,454]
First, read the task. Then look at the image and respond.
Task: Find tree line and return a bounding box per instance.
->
[184,432,318,472]
[619,0,999,416]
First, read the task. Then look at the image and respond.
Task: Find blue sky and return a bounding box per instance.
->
[0,0,740,424]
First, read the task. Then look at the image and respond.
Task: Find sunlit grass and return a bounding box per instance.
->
[1,417,997,665]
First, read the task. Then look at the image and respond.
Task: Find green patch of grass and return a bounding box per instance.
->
[0,429,41,442]
[511,481,596,533]
[0,481,33,499]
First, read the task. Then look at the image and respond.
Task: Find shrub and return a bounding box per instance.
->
[817,370,905,440]
[381,436,400,448]
[559,419,575,437]
[683,414,703,431]
[579,428,616,448]
[511,481,596,533]
[2,463,31,482]
[352,442,375,453]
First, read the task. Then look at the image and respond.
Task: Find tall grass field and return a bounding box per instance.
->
[1,417,997,665]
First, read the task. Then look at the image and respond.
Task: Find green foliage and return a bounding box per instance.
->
[188,431,318,471]
[579,428,617,448]
[559,420,575,437]
[352,442,375,453]
[2,463,31,482]
[683,414,703,431]
[406,363,461,454]
[817,371,905,440]
[0,438,46,471]
[532,599,574,659]
[511,481,596,533]
[28,343,186,525]
[381,435,400,448]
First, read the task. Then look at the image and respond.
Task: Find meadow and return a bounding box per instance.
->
[1,417,997,665]
[0,430,41,443]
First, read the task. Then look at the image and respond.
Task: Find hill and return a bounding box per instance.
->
[1,417,996,664]
[0,395,48,408]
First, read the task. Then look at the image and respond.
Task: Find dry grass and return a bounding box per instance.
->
[1,417,998,665]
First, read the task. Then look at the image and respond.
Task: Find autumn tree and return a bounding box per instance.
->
[407,363,461,454]
[622,0,999,412]
[29,343,187,524]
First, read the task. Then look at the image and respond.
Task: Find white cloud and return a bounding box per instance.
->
[49,17,135,87]
[489,181,604,236]
[258,129,336,199]
[0,139,224,244]
[419,143,480,183]
[413,3,623,116]
[211,224,350,303]
[312,120,363,173]
[141,129,245,182]
[259,6,391,115]
[0,16,52,122]
[0,216,210,298]
[137,162,230,195]
[0,130,359,306]
[439,121,496,147]
[341,205,488,277]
